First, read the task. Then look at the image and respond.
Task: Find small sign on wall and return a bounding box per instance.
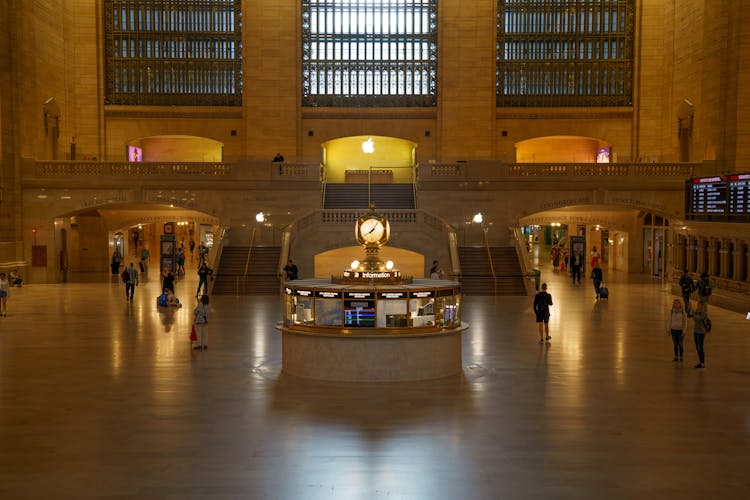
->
[32,245,47,267]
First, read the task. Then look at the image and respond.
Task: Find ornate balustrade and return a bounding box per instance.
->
[30,160,320,182]
[30,160,700,185]
[421,162,698,180]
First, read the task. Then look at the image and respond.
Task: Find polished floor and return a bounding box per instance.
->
[0,258,748,499]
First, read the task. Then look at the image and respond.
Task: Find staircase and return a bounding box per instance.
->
[458,246,527,295]
[212,246,281,295]
[323,183,415,209]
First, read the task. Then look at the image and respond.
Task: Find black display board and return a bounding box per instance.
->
[728,173,750,219]
[685,174,750,222]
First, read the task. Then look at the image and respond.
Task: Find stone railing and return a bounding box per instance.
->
[29,160,322,182]
[30,159,702,185]
[421,162,699,180]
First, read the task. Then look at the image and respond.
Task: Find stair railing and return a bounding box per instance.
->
[510,226,537,295]
[482,226,497,296]
[320,163,327,208]
[207,226,228,296]
[244,228,256,276]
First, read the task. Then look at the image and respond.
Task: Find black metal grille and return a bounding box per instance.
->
[497,0,634,107]
[301,0,438,107]
[104,0,242,106]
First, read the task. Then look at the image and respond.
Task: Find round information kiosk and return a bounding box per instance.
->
[279,206,466,381]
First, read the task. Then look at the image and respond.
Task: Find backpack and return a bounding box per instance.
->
[121,269,129,283]
[680,276,694,294]
[698,280,712,296]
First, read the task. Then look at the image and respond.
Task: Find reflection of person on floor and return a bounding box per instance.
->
[196,262,213,297]
[533,283,553,344]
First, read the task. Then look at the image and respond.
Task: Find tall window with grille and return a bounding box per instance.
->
[497,0,634,107]
[104,0,242,106]
[302,0,437,107]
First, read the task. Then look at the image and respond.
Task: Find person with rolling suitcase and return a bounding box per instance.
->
[591,262,604,299]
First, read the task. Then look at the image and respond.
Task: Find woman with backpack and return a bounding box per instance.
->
[691,301,711,368]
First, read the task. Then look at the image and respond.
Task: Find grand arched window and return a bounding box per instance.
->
[302,0,438,107]
[497,0,634,107]
[104,0,242,106]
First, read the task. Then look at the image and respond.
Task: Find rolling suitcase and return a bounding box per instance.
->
[598,283,609,299]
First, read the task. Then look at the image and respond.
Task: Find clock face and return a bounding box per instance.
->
[359,218,385,243]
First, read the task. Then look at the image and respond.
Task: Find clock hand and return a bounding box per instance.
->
[367,226,377,234]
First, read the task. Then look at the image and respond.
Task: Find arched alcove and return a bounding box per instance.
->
[321,135,417,184]
[127,135,224,162]
[314,245,424,278]
[515,136,612,163]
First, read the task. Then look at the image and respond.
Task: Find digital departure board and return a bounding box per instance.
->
[728,173,750,217]
[687,176,727,219]
[685,173,750,222]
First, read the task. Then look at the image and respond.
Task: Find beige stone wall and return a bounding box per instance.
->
[3,2,747,165]
[438,0,497,159]
[243,0,298,160]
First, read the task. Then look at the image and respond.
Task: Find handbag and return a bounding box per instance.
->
[190,324,197,342]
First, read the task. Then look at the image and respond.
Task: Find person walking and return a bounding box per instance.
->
[140,247,150,275]
[111,248,123,275]
[533,283,553,343]
[283,259,299,280]
[666,299,687,362]
[590,245,601,269]
[196,262,213,297]
[189,239,195,261]
[161,266,175,294]
[429,260,444,279]
[0,272,10,316]
[570,249,583,284]
[591,262,604,299]
[696,273,712,305]
[193,294,210,350]
[691,301,711,368]
[176,249,186,276]
[124,262,139,301]
[678,269,695,316]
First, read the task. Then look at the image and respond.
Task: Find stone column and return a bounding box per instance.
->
[685,236,698,272]
[732,238,743,281]
[704,238,721,276]
[696,237,706,274]
[718,239,730,279]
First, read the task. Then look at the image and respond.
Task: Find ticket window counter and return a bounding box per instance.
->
[377,299,408,328]
[410,298,436,327]
[315,299,342,326]
[436,296,461,328]
[286,295,314,326]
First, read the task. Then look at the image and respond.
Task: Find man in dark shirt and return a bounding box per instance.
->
[533,283,553,344]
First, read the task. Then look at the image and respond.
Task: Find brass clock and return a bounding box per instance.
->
[356,213,390,246]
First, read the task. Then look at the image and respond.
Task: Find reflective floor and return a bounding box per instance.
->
[0,261,748,499]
